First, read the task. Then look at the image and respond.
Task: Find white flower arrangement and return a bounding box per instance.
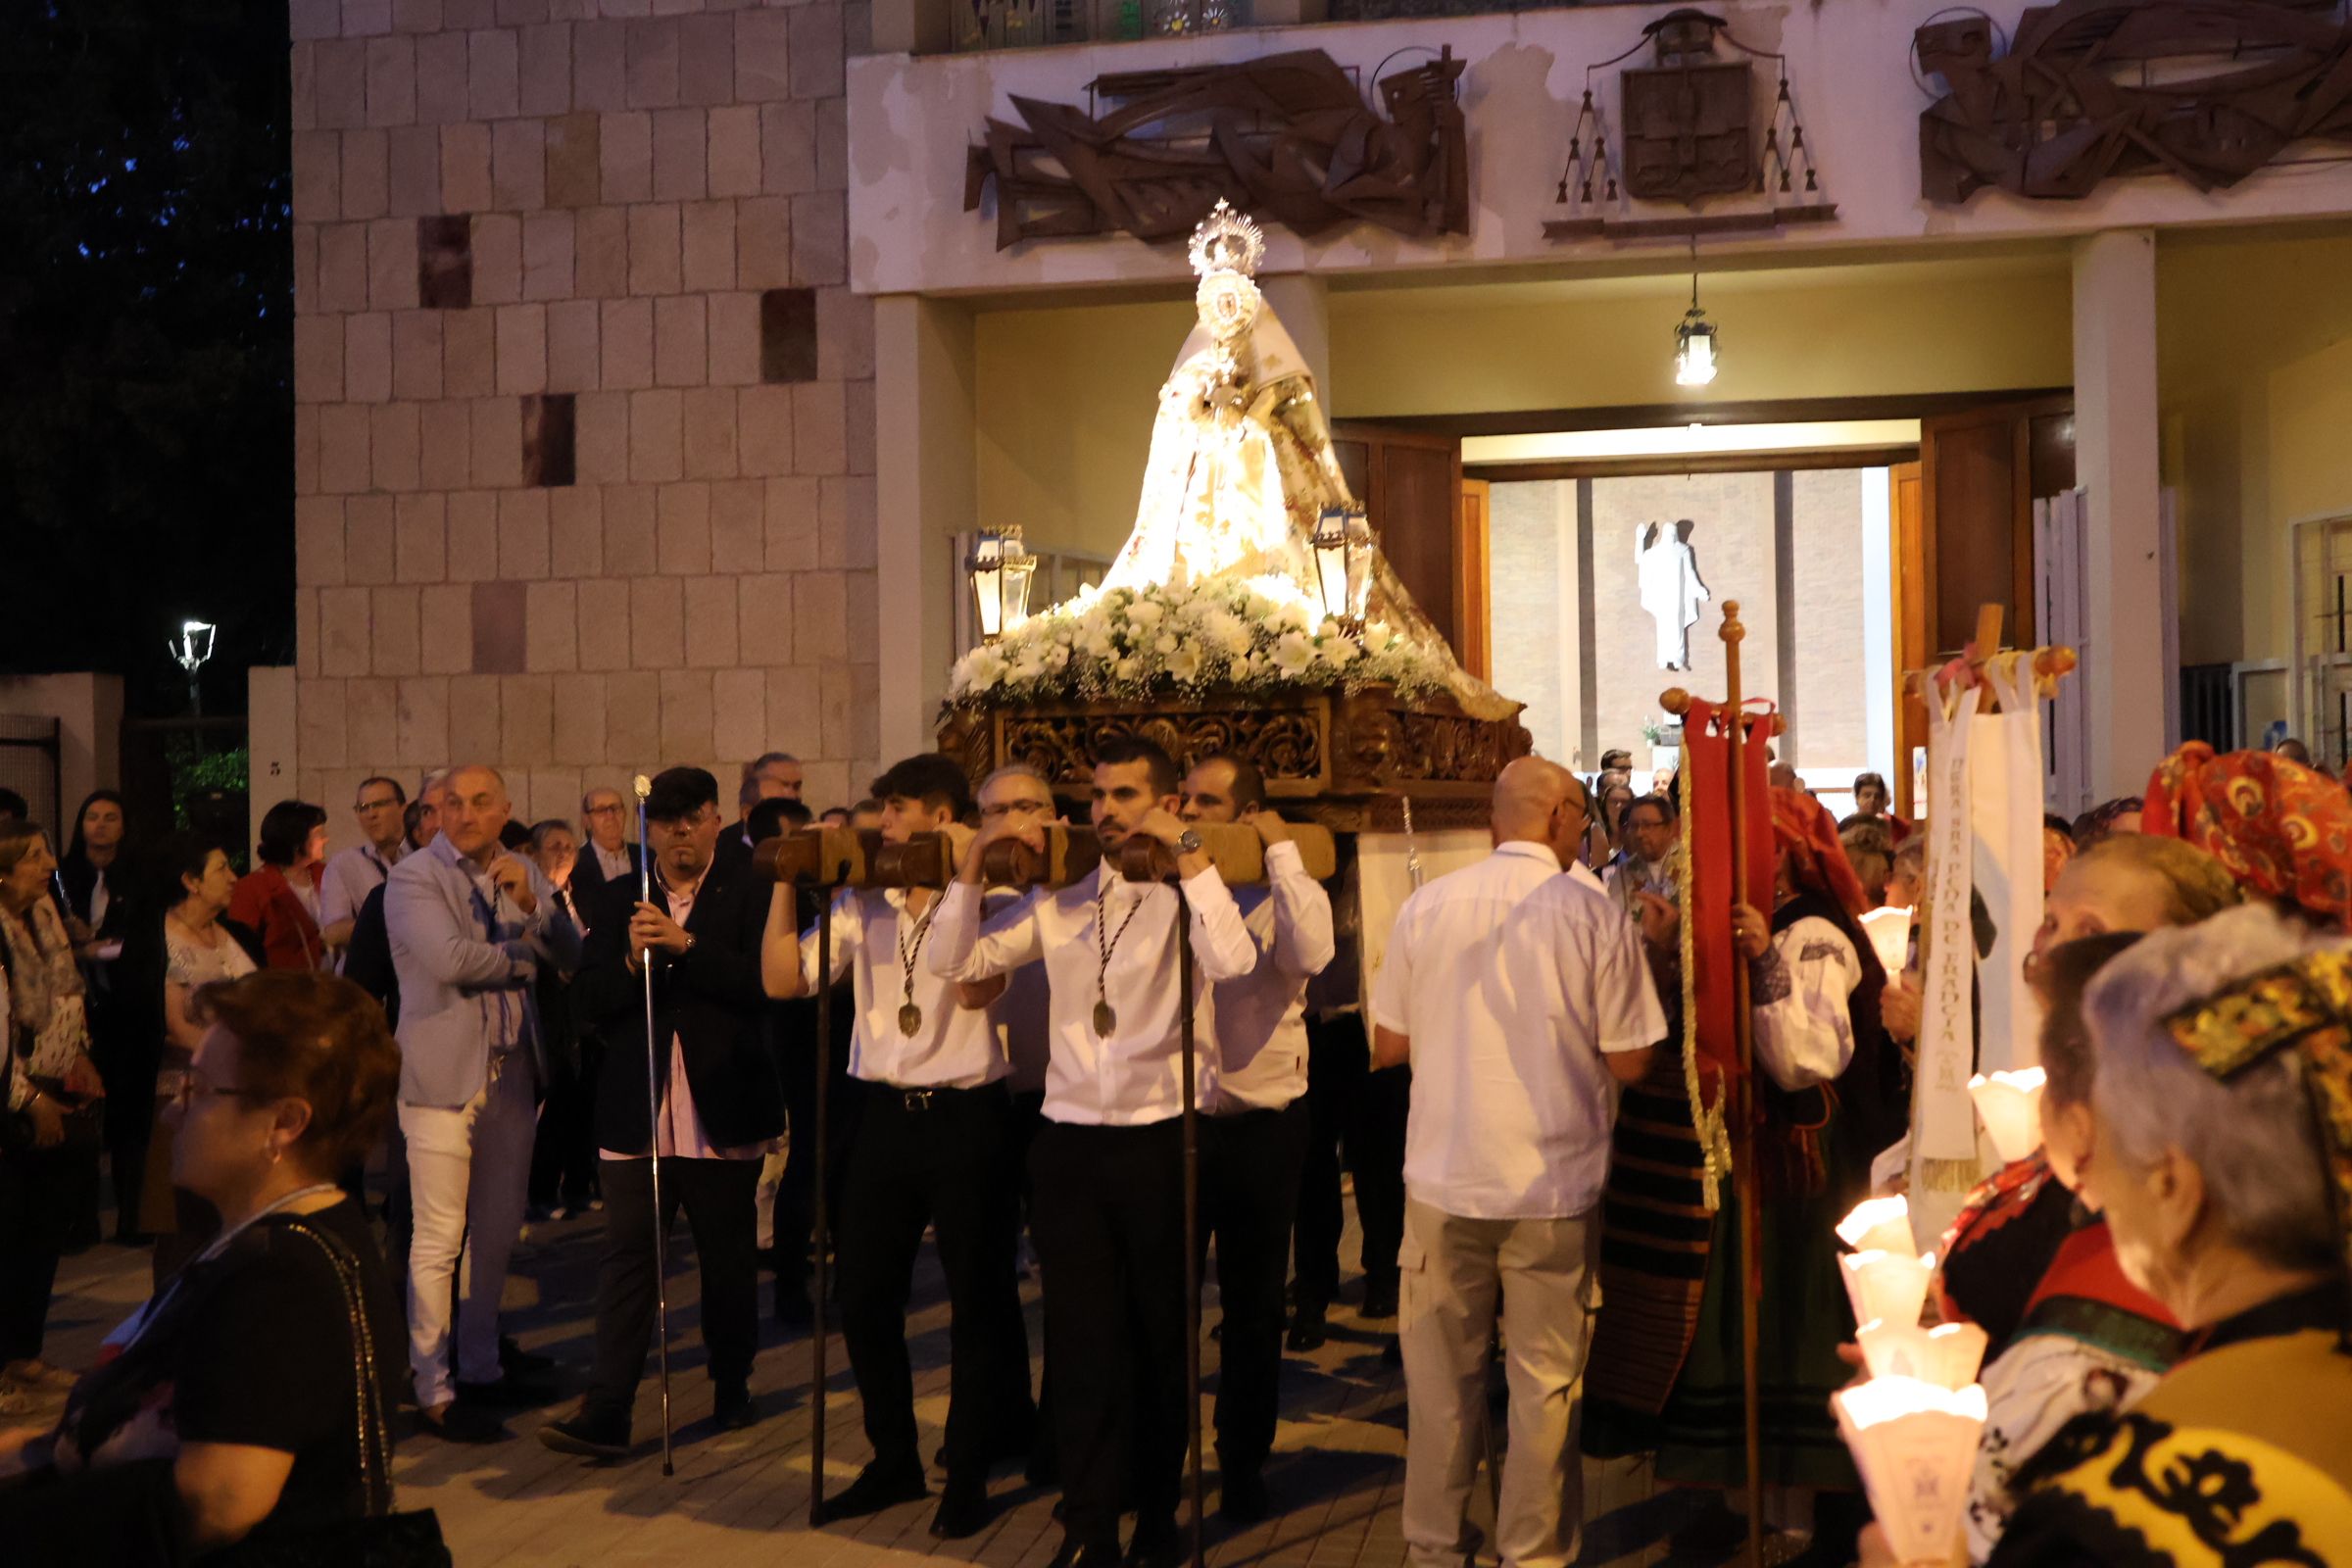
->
[945,575,1446,708]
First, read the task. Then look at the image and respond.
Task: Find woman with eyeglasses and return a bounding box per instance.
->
[0,970,412,1565]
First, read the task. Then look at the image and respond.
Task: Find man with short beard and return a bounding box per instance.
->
[930,737,1257,1568]
[777,754,1036,1538]
[1177,753,1333,1522]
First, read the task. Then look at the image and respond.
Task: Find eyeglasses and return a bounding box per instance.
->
[584,804,623,817]
[982,800,1054,819]
[165,1071,270,1108]
[356,796,401,812]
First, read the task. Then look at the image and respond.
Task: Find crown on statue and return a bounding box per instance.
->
[1188,200,1265,281]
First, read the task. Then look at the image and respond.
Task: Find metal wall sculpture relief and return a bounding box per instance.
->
[1919,0,2352,203]
[963,47,1470,249]
[1547,8,1834,241]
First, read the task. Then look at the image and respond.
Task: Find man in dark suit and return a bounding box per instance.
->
[538,766,790,1455]
[568,784,645,906]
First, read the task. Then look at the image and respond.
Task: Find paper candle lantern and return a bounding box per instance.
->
[1969,1067,2048,1164]
[1855,1319,1990,1391]
[1838,1195,1917,1258]
[1834,1377,1988,1567]
[1839,1249,1936,1331]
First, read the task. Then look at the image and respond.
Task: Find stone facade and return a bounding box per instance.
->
[288,0,877,824]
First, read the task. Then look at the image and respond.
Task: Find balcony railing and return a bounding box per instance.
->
[937,0,1604,52]
[950,0,1250,52]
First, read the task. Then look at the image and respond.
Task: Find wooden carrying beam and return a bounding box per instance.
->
[1902,603,2079,713]
[757,822,1339,891]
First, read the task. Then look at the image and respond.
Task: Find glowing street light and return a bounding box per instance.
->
[171,618,217,715]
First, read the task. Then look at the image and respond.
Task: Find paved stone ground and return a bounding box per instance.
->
[31,1199,1739,1568]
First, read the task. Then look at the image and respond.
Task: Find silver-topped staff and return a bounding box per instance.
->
[635,773,675,1478]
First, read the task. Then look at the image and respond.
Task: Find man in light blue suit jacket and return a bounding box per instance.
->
[387,763,581,1439]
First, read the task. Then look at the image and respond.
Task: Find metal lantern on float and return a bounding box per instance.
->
[1311,504,1374,636]
[965,526,1037,643]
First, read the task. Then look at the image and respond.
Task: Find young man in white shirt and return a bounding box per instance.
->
[1176,753,1333,1522]
[1370,758,1663,1568]
[776,754,1037,1539]
[929,737,1256,1568]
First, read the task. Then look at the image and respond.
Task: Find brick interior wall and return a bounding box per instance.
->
[288,0,877,826]
[1591,471,1783,770]
[1489,472,1874,777]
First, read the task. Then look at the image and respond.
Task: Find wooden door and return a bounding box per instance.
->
[1457,477,1493,682]
[1332,421,1465,652]
[1889,461,1925,817]
[1917,396,2074,657]
[1899,397,2074,815]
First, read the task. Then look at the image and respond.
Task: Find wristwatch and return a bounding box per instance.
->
[1174,829,1203,857]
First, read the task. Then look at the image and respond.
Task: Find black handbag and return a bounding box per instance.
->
[208,1221,453,1568]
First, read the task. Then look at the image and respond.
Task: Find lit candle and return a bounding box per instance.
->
[1855,1319,1989,1391]
[1970,1067,2048,1163]
[1839,1249,1936,1331]
[1837,1195,1916,1257]
[1834,1377,1988,1567]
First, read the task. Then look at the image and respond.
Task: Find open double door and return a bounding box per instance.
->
[1339,398,2075,815]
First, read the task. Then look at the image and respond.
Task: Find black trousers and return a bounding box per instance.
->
[530,1032,603,1208]
[1201,1099,1309,1473]
[1031,1118,1190,1546]
[584,1154,761,1422]
[1294,1015,1408,1310]
[0,1151,64,1363]
[772,994,861,1290]
[837,1081,1033,1476]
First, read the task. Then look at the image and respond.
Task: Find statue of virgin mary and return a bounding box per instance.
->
[1102,203,1510,718]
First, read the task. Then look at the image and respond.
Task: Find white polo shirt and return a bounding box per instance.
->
[1210,839,1334,1112]
[1372,841,1664,1220]
[805,886,1009,1090]
[928,862,1256,1126]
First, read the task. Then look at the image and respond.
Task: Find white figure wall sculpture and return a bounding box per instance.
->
[1637,518,1711,671]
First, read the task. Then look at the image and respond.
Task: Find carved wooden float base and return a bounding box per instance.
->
[937,684,1532,833]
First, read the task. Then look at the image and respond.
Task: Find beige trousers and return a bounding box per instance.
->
[1398,1196,1597,1568]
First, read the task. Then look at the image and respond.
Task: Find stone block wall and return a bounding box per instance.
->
[287,0,878,826]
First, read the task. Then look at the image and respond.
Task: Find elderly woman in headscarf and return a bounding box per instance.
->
[1586,789,1897,1565]
[1908,903,2352,1568]
[2141,740,2352,929]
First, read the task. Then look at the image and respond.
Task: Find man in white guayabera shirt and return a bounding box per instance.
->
[1371,757,1664,1568]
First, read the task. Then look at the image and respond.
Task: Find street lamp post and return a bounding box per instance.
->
[170,619,217,716]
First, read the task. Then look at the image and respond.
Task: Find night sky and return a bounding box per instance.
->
[1,2,295,716]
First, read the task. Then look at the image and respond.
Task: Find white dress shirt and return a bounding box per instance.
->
[601,868,761,1161]
[983,889,1054,1096]
[1210,839,1335,1113]
[593,841,634,883]
[1373,841,1664,1220]
[928,862,1256,1126]
[805,886,1009,1089]
[319,841,401,934]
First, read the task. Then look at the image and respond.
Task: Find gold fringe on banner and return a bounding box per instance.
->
[1679,759,1733,1211]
